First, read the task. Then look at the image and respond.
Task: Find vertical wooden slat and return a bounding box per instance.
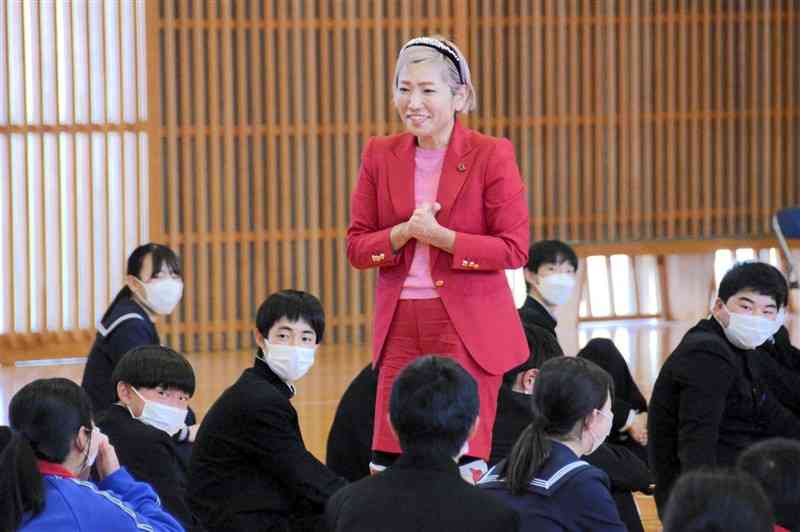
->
[178,0,194,351]
[593,1,606,242]
[251,0,266,319]
[118,0,127,263]
[702,1,713,238]
[192,0,209,352]
[665,0,677,240]
[264,0,279,307]
[292,1,306,293]
[21,0,31,333]
[318,0,333,334]
[236,0,251,346]
[52,0,63,331]
[726,3,737,234]
[2,0,13,337]
[581,1,594,242]
[618,0,631,242]
[221,0,236,349]
[630,0,642,240]
[163,0,180,344]
[347,1,359,340]
[786,0,796,208]
[208,0,223,349]
[567,1,579,242]
[555,1,568,238]
[100,0,111,308]
[278,0,290,292]
[520,0,533,239]
[37,2,48,332]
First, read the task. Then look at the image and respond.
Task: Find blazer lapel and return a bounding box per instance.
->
[431,119,476,266]
[388,133,417,220]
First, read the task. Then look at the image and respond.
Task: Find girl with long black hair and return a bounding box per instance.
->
[0,378,182,531]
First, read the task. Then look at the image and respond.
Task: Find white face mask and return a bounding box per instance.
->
[82,426,101,471]
[586,409,612,455]
[259,340,317,383]
[137,277,183,315]
[129,387,188,436]
[720,304,783,350]
[536,273,577,306]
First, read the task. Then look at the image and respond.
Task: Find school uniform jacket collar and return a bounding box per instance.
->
[387,118,478,268]
[480,441,590,497]
[251,354,295,399]
[391,450,461,476]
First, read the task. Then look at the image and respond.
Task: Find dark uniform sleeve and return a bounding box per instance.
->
[245,400,346,510]
[584,443,652,493]
[125,439,205,532]
[573,470,627,532]
[674,351,736,471]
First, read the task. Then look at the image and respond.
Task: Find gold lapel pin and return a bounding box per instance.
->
[457,163,466,172]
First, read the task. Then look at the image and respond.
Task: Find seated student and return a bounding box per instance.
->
[97,345,203,531]
[738,438,800,532]
[661,470,773,532]
[0,378,182,532]
[82,244,186,418]
[649,261,800,516]
[479,356,626,532]
[521,240,649,459]
[490,324,651,532]
[326,364,378,482]
[324,356,519,532]
[188,290,346,532]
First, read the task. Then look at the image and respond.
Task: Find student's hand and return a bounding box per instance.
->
[628,412,648,446]
[187,424,199,443]
[407,202,443,244]
[95,433,121,480]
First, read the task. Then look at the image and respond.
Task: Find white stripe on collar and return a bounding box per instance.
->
[530,460,590,490]
[97,313,145,337]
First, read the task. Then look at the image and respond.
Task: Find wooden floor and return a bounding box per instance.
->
[2,316,798,532]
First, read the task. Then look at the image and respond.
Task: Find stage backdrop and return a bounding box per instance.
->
[1,0,798,359]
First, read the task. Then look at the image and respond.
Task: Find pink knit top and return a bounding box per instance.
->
[400,146,447,299]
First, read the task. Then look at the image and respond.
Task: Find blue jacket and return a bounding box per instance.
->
[20,467,184,532]
[478,441,626,532]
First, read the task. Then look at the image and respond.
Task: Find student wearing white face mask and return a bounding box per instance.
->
[649,261,800,517]
[96,345,203,532]
[0,378,182,532]
[521,240,650,464]
[478,357,625,532]
[188,290,346,532]
[82,243,185,417]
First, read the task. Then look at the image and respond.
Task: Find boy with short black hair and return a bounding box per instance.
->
[98,345,203,531]
[325,356,519,532]
[188,290,346,532]
[649,262,800,516]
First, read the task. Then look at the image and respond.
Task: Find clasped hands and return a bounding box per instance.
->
[406,201,443,244]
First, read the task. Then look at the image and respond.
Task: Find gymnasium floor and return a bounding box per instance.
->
[2,317,798,532]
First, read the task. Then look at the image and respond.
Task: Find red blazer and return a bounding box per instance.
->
[347,120,529,376]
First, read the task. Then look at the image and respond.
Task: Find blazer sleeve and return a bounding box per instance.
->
[346,139,403,270]
[246,400,347,509]
[450,138,529,271]
[674,350,736,471]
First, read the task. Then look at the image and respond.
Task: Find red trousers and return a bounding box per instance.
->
[371,298,501,460]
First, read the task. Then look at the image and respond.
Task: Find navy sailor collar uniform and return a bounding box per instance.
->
[479,441,626,532]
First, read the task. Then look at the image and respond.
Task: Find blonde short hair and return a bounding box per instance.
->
[393,36,476,112]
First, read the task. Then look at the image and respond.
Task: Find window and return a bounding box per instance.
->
[0,1,148,336]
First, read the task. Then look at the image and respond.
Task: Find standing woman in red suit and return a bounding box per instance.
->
[347,35,530,470]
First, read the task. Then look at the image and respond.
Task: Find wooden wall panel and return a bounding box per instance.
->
[146,0,799,353]
[1,1,797,359]
[0,1,149,361]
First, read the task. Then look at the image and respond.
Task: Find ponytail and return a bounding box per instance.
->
[506,413,552,495]
[0,431,45,532]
